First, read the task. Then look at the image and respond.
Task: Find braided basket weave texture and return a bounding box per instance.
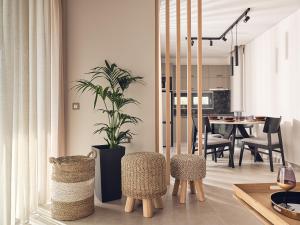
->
[121,152,167,199]
[49,150,96,221]
[171,154,206,180]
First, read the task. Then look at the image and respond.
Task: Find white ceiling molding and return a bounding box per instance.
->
[160,0,300,58]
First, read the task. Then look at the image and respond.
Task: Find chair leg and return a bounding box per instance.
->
[153,197,163,209]
[189,181,196,194]
[239,143,245,166]
[221,148,224,158]
[142,199,153,218]
[228,149,232,167]
[230,146,235,168]
[268,147,274,172]
[214,148,217,162]
[194,179,205,202]
[172,179,180,196]
[125,197,135,213]
[204,147,207,159]
[179,180,187,204]
[254,146,258,162]
[280,146,286,166]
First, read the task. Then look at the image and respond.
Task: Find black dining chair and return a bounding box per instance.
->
[239,117,285,172]
[192,116,223,155]
[195,117,234,168]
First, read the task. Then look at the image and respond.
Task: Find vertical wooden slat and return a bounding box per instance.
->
[187,0,192,154]
[175,0,181,155]
[197,0,203,154]
[155,0,160,153]
[165,0,171,184]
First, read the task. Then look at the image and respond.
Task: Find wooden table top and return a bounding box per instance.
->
[234,183,300,225]
[209,119,265,125]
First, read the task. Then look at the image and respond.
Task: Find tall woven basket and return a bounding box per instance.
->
[49,150,97,221]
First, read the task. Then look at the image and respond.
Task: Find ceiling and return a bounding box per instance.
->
[160,0,300,60]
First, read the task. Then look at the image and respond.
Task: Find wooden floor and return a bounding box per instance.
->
[60,149,300,225]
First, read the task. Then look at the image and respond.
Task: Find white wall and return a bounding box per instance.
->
[244,9,300,165]
[64,0,156,155]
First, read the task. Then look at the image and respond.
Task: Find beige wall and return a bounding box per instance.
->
[63,0,156,155]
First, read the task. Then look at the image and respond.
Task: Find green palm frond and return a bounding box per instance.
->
[118,113,141,126]
[73,79,98,94]
[115,97,139,110]
[116,130,133,143]
[73,60,143,148]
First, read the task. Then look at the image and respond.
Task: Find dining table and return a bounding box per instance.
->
[209,119,266,162]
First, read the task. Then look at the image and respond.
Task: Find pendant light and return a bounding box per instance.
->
[230,29,234,76]
[235,25,239,66]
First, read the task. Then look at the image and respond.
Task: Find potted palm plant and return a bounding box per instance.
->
[74,60,142,202]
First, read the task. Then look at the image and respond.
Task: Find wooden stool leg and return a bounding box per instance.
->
[189,180,196,194]
[142,199,153,218]
[125,197,135,213]
[172,179,180,196]
[194,180,205,202]
[179,180,187,204]
[153,197,163,209]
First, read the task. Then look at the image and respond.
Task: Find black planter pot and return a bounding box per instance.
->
[93,145,125,202]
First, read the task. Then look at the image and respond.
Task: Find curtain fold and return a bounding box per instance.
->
[0,0,64,224]
[51,0,65,158]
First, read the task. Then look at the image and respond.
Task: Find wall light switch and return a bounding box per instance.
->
[72,102,80,110]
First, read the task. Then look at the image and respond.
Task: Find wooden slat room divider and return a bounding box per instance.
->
[162,0,202,184]
[165,0,171,184]
[175,0,181,155]
[187,0,192,154]
[155,0,160,153]
[197,0,203,154]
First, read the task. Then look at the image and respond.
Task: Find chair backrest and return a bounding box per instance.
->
[263,117,282,134]
[203,117,212,133]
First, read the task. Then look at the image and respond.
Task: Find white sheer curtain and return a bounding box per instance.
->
[0,0,64,224]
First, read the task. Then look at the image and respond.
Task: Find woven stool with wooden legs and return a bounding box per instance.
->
[171,154,206,204]
[121,152,167,218]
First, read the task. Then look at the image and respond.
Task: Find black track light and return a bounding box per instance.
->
[210,40,213,46]
[191,40,194,46]
[187,8,250,44]
[244,15,250,23]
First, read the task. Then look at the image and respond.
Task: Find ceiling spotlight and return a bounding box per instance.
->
[244,15,250,23]
[210,40,213,46]
[222,36,227,42]
[191,40,195,46]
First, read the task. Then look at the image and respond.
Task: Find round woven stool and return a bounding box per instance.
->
[171,154,206,204]
[121,152,167,218]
